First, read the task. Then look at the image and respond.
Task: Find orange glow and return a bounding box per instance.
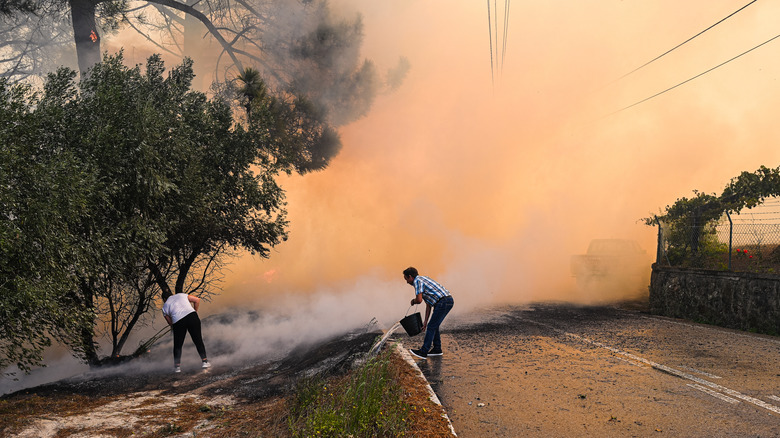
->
[218,1,780,310]
[103,1,780,312]
[90,30,98,43]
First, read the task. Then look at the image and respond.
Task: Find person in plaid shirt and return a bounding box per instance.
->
[403,266,455,359]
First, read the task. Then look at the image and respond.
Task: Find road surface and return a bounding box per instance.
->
[409,303,780,437]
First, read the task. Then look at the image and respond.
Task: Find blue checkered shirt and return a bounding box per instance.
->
[414,275,450,306]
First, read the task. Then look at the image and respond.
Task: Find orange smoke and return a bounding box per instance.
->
[217,1,780,311]
[102,1,780,311]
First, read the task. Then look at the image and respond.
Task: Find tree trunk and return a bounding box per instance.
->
[148,258,173,297]
[77,280,101,366]
[69,0,101,76]
[111,287,152,357]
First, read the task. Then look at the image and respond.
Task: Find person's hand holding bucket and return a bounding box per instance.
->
[399,304,423,337]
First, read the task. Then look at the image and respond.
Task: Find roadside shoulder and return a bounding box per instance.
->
[393,343,458,437]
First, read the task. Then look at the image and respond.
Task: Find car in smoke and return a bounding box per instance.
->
[570,239,651,296]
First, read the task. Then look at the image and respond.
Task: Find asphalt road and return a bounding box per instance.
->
[409,303,780,437]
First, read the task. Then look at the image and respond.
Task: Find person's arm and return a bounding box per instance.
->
[422,303,431,331]
[164,314,173,326]
[188,295,201,312]
[410,278,424,306]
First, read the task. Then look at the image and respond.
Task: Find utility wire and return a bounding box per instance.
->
[608,32,780,116]
[494,0,499,67]
[487,0,495,87]
[488,1,512,86]
[616,0,758,82]
[501,0,510,73]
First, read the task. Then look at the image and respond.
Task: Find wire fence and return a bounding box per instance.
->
[656,200,780,274]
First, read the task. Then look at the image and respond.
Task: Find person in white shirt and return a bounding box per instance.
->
[161,291,211,373]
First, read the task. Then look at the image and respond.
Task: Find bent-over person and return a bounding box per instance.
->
[403,267,454,359]
[161,291,211,373]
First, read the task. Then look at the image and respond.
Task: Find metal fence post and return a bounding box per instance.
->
[655,215,663,265]
[726,210,733,271]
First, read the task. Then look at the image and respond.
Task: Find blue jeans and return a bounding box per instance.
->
[421,296,454,352]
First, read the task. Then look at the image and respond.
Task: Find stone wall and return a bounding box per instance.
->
[650,265,780,335]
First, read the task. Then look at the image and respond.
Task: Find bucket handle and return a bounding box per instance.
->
[405,304,419,317]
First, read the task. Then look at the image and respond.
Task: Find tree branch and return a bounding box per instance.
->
[126,19,181,57]
[145,0,244,71]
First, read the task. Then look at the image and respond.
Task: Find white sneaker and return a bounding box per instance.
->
[174,366,181,373]
[201,361,211,369]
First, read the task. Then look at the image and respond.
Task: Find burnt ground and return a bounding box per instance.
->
[23,299,774,438]
[4,331,378,402]
[0,325,454,437]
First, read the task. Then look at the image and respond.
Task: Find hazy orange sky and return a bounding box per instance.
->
[113,1,780,313]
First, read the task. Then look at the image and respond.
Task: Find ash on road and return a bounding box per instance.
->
[410,303,780,438]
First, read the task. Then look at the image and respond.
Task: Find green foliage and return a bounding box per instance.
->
[646,166,780,268]
[0,76,93,372]
[231,66,342,174]
[1,53,317,369]
[288,351,409,437]
[68,53,291,362]
[646,165,780,226]
[720,165,780,213]
[96,1,129,32]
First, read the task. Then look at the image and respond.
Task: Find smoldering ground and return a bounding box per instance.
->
[0,281,404,395]
[1,272,523,396]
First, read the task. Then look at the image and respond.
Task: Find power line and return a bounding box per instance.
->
[494,0,499,69]
[616,0,758,82]
[608,32,780,116]
[487,0,495,88]
[501,0,511,73]
[487,1,512,87]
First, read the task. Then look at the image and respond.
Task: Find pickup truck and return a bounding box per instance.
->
[570,239,651,291]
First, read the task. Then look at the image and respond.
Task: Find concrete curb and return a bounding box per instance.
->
[395,343,458,437]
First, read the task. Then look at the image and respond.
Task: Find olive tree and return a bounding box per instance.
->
[0,76,93,372]
[1,52,326,368]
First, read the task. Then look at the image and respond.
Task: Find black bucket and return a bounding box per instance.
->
[400,312,423,337]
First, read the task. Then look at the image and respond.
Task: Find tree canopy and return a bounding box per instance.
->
[647,166,780,226]
[0,0,407,130]
[0,76,93,372]
[645,165,780,264]
[0,52,327,371]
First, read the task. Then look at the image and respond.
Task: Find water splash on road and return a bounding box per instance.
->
[368,322,402,356]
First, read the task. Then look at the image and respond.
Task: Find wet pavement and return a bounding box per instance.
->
[403,303,780,437]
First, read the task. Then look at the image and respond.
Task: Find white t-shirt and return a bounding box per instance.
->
[162,294,195,324]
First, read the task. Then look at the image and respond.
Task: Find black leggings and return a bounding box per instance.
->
[172,312,207,364]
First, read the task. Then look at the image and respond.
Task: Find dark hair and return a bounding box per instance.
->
[161,290,172,302]
[402,267,418,278]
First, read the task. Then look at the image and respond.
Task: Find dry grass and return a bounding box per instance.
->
[0,393,111,435]
[388,352,455,437]
[176,397,290,437]
[0,348,454,438]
